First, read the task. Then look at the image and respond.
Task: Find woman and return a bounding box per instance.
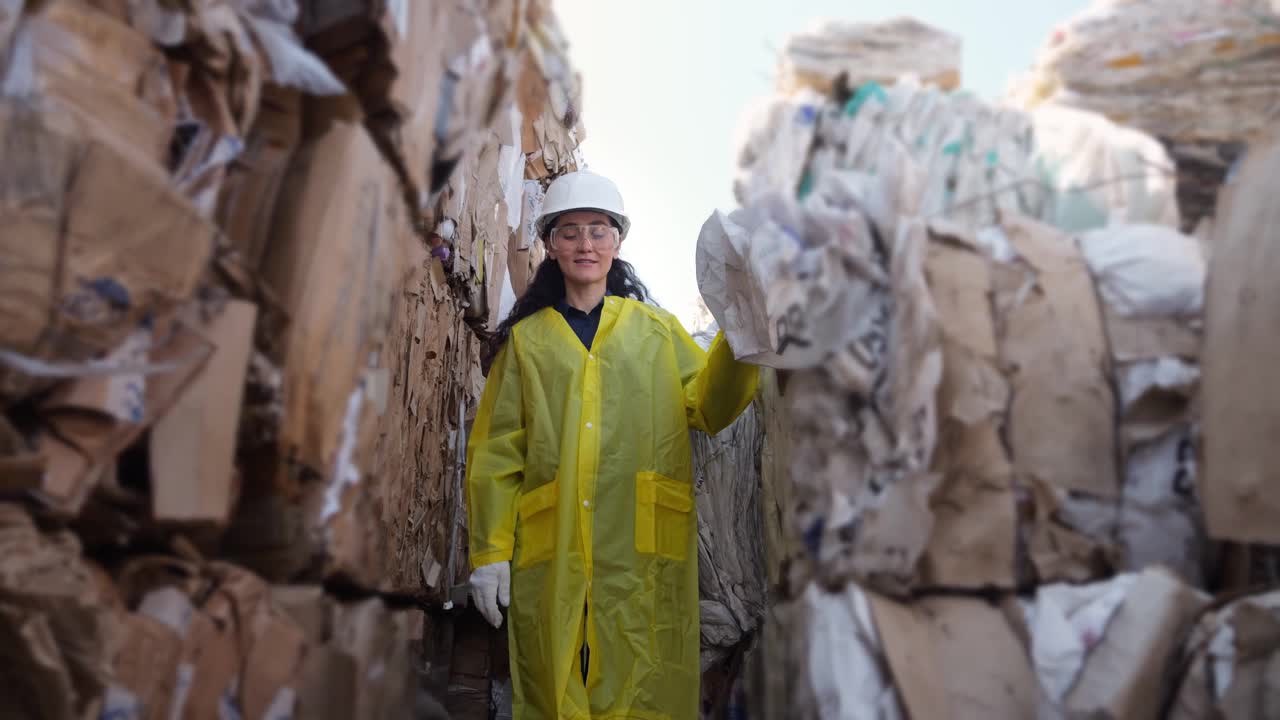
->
[466,171,759,719]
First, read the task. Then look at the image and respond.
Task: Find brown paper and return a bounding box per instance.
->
[1023,474,1113,584]
[1103,310,1202,364]
[19,0,176,162]
[0,504,120,716]
[1065,567,1208,720]
[996,215,1119,499]
[151,300,258,526]
[107,611,183,720]
[920,234,1018,589]
[0,601,79,720]
[239,594,307,720]
[271,584,334,642]
[215,85,303,272]
[331,598,417,720]
[295,646,360,720]
[1201,136,1280,544]
[175,608,240,720]
[0,100,216,399]
[31,321,213,516]
[1169,592,1280,720]
[871,593,1039,720]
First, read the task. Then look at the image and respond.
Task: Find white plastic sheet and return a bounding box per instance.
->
[1079,224,1206,317]
[733,90,824,206]
[1024,573,1138,704]
[801,583,906,720]
[1030,106,1181,232]
[697,175,887,371]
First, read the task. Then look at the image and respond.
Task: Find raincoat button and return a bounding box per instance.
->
[585,422,593,429]
[583,500,590,508]
[588,354,595,360]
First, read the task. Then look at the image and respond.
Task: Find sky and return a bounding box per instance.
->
[554,0,1091,327]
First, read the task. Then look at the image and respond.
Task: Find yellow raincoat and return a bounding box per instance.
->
[467,296,759,719]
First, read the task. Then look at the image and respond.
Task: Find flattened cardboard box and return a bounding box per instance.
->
[150,300,257,526]
[1201,136,1280,544]
[995,216,1119,500]
[261,119,405,476]
[1060,568,1207,720]
[871,592,1039,720]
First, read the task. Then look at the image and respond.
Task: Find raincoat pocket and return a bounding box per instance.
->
[515,479,558,569]
[635,472,694,561]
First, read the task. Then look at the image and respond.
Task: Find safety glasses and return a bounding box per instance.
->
[549,224,621,251]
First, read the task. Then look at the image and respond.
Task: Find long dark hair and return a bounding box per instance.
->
[482,257,652,372]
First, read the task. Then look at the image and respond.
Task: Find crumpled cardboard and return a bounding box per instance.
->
[994,216,1119,500]
[1201,135,1280,544]
[773,580,1041,720]
[300,0,451,214]
[0,99,217,401]
[1168,590,1280,720]
[102,610,183,720]
[27,318,213,516]
[114,559,308,720]
[0,600,81,720]
[920,220,1110,588]
[3,0,177,163]
[271,587,419,720]
[918,231,1018,590]
[0,503,120,718]
[215,84,303,272]
[1021,567,1208,719]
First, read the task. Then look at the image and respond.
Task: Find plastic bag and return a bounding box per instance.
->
[1079,224,1206,318]
[697,175,886,370]
[1030,106,1181,232]
[238,11,345,96]
[733,90,823,205]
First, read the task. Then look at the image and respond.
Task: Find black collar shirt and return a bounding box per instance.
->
[555,297,605,350]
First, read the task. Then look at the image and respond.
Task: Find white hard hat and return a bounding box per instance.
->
[535,171,631,240]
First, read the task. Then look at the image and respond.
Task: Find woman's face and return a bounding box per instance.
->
[548,210,621,288]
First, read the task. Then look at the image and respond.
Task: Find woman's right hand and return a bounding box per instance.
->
[468,560,511,628]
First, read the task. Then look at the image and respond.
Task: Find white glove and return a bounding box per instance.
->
[468,561,510,628]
